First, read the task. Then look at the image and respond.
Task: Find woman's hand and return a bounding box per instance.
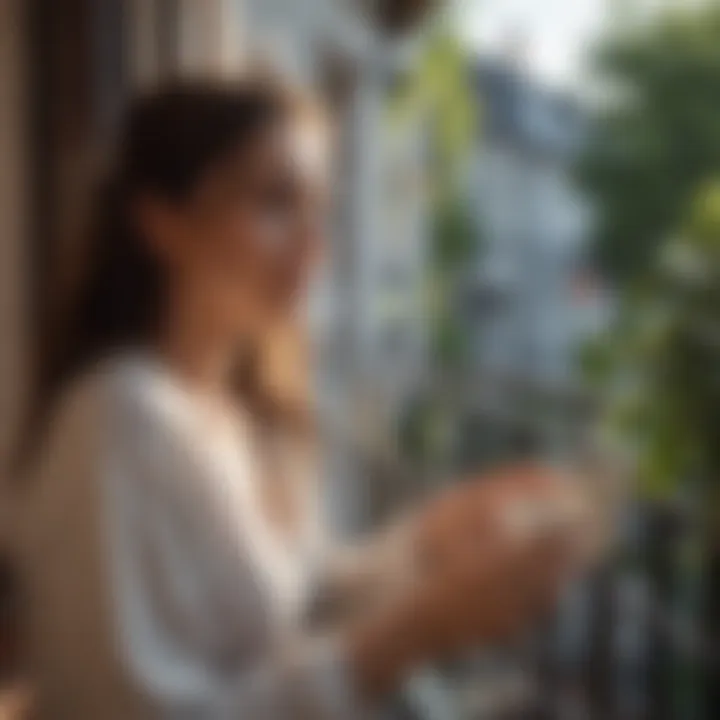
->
[414,463,590,576]
[347,464,588,701]
[348,512,574,701]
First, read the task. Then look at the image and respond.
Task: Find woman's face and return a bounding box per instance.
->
[144,118,329,339]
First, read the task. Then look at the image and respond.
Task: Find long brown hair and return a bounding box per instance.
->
[18,77,316,476]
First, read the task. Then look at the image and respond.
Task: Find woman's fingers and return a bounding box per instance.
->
[416,477,516,565]
[415,463,591,612]
[517,530,575,621]
[407,466,595,663]
[413,518,581,662]
[474,516,577,610]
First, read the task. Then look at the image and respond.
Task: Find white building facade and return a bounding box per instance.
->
[470,60,609,390]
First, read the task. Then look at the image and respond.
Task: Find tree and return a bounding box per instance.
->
[390,26,480,468]
[584,180,720,718]
[585,182,720,499]
[390,25,479,367]
[389,28,476,203]
[578,3,720,283]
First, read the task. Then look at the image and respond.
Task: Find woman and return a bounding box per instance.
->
[15,77,583,719]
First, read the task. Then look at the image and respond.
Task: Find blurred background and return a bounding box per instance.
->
[0,0,718,718]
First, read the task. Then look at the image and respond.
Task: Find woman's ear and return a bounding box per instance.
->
[131,194,185,263]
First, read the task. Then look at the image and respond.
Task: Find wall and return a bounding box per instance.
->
[0,0,29,536]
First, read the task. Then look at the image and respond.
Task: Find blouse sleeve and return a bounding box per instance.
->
[305,501,420,625]
[102,374,371,720]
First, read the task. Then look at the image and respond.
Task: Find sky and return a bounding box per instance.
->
[455,0,609,90]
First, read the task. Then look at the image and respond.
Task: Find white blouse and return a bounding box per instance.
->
[17,355,412,719]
